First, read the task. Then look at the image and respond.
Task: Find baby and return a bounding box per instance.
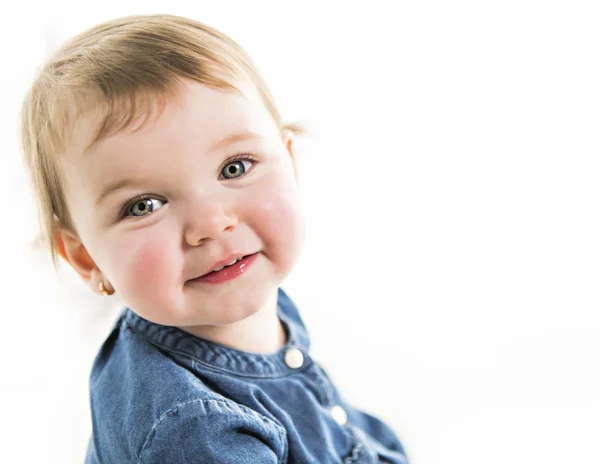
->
[20,14,408,463]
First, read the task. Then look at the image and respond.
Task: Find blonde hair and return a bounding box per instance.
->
[20,14,304,268]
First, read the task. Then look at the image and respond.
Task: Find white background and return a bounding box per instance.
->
[1,1,599,463]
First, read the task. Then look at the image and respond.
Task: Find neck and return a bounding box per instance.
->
[181,289,287,354]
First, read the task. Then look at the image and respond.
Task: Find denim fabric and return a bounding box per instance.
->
[85,288,408,463]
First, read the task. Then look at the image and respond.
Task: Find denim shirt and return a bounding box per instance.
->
[85,288,408,463]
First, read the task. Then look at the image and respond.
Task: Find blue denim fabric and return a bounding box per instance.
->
[85,288,408,463]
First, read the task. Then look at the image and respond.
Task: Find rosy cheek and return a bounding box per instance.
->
[251,176,305,265]
[112,230,176,291]
[131,244,166,283]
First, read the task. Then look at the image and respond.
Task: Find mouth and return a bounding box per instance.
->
[187,252,259,285]
[208,256,246,274]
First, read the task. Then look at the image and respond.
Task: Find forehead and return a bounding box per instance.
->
[66,78,278,161]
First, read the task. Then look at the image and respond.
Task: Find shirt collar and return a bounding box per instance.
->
[122,288,311,378]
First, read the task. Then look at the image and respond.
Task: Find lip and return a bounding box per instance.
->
[205,253,248,275]
[188,253,258,282]
[187,252,258,285]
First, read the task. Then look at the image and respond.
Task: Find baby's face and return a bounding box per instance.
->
[58,79,304,328]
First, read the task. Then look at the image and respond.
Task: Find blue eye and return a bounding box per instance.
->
[221,155,256,180]
[124,197,165,218]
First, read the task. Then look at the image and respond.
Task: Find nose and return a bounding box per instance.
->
[183,199,239,246]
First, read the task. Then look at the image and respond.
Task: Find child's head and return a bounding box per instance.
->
[20,14,305,328]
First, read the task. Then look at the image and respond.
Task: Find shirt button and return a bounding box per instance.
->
[330,405,348,425]
[284,347,304,369]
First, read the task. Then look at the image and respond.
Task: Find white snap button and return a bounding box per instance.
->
[330,405,348,425]
[284,347,304,369]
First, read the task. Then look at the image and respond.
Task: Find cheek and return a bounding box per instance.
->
[248,173,305,268]
[108,225,179,292]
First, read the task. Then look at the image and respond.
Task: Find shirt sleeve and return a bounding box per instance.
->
[138,399,287,464]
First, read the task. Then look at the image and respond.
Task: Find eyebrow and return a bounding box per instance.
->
[95,130,264,206]
[96,178,145,207]
[211,130,263,150]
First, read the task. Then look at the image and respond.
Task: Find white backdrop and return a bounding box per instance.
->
[1,1,599,463]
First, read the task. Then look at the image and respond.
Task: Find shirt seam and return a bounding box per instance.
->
[136,398,286,463]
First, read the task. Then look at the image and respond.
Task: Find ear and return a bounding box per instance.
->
[55,227,110,295]
[282,129,299,184]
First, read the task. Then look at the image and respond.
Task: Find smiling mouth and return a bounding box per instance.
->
[186,252,258,285]
[205,255,247,274]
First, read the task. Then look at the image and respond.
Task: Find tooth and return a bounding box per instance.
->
[213,259,241,273]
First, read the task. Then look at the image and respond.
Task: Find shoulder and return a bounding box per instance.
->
[86,315,222,461]
[89,314,207,410]
[88,314,286,463]
[137,398,286,464]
